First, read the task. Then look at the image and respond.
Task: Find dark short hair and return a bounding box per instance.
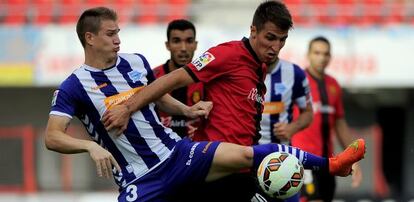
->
[252,1,293,32]
[76,7,118,47]
[166,19,196,41]
[308,36,331,52]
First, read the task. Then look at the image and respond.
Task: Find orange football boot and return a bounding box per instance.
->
[329,139,366,176]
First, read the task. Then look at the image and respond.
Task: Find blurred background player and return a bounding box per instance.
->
[258,58,313,150]
[256,56,313,202]
[153,19,203,137]
[291,36,363,202]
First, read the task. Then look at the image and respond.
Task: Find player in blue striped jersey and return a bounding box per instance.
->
[44,7,365,202]
[257,60,313,202]
[259,59,313,145]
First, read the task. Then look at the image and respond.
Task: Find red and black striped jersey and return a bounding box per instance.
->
[153,60,204,137]
[185,38,267,146]
[292,70,345,157]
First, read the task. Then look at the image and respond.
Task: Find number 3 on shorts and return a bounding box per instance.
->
[126,184,138,201]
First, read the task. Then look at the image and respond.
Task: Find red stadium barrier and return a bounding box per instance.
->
[347,125,390,197]
[372,125,390,197]
[0,126,37,193]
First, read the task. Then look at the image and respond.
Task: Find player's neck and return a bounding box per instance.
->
[85,52,117,70]
[167,59,180,72]
[266,58,279,73]
[308,66,324,80]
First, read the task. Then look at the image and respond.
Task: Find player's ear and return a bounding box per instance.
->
[85,32,94,46]
[165,41,171,51]
[250,25,257,39]
[194,40,198,50]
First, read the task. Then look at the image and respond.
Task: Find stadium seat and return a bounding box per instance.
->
[135,0,159,24]
[115,0,135,25]
[308,0,330,4]
[85,0,108,8]
[59,0,83,24]
[32,0,55,25]
[165,0,189,22]
[383,2,404,25]
[359,0,384,26]
[309,0,334,26]
[403,2,414,25]
[283,0,302,5]
[335,0,355,4]
[334,0,357,26]
[4,0,29,25]
[283,1,310,26]
[362,0,383,4]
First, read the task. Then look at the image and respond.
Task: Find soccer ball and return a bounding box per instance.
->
[257,152,304,199]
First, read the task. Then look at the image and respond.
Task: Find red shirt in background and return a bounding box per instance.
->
[153,61,204,137]
[292,70,344,157]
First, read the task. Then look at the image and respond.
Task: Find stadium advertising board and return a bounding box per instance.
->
[1,26,413,88]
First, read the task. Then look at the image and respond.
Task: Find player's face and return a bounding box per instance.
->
[307,41,331,74]
[250,22,288,65]
[90,20,121,62]
[166,29,197,67]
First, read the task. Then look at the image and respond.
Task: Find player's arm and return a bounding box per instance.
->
[274,102,313,141]
[274,71,313,141]
[128,67,195,111]
[289,102,313,134]
[102,67,195,131]
[45,115,121,178]
[155,94,212,119]
[334,86,356,148]
[335,118,363,188]
[335,118,354,148]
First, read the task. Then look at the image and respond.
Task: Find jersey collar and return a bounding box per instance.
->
[242,37,261,64]
[306,68,325,83]
[162,60,170,74]
[268,59,282,74]
[83,55,120,72]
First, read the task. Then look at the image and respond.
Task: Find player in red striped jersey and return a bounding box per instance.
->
[153,19,203,138]
[292,36,363,202]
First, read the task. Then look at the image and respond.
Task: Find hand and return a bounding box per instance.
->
[160,116,172,127]
[184,101,213,119]
[273,122,294,142]
[102,104,131,136]
[351,162,363,188]
[87,142,121,178]
[187,124,197,139]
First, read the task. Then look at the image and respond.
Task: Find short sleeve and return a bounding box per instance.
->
[186,44,234,83]
[50,76,78,119]
[136,53,156,84]
[50,89,76,119]
[292,65,312,109]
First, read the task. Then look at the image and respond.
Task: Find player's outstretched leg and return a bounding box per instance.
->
[252,143,328,171]
[329,138,366,176]
[252,139,366,176]
[206,139,366,182]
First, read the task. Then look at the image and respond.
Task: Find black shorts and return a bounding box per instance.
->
[300,169,336,202]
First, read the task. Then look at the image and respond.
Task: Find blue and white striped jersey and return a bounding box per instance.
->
[259,59,311,145]
[50,53,181,189]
